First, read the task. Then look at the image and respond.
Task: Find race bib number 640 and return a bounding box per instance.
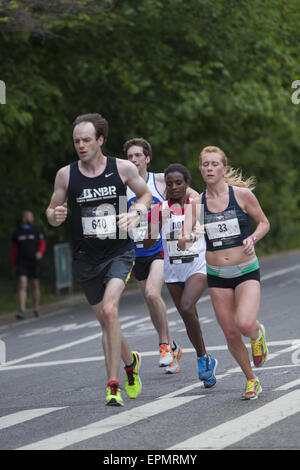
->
[82,215,116,238]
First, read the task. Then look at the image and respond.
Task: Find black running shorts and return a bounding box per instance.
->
[132,251,164,281]
[73,248,135,305]
[207,269,260,289]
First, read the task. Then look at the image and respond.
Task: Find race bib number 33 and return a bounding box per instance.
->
[206,217,240,240]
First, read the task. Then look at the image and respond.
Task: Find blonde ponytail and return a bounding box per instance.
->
[224,166,256,190]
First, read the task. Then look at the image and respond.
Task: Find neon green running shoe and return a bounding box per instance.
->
[241,378,262,400]
[106,380,124,406]
[124,351,142,399]
[251,324,268,367]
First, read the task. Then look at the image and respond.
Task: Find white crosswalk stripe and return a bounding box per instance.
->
[16,396,204,450]
[168,390,300,450]
[1,261,299,450]
[0,377,297,450]
[0,346,298,450]
[0,408,65,431]
[1,340,299,371]
[0,383,298,450]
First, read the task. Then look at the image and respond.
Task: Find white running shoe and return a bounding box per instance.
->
[159,344,173,367]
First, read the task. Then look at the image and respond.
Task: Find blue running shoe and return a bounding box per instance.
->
[203,375,217,388]
[198,354,218,382]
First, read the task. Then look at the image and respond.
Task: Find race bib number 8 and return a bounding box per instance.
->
[167,239,199,259]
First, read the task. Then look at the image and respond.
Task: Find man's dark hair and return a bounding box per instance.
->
[123,138,152,160]
[73,113,109,146]
[164,163,191,184]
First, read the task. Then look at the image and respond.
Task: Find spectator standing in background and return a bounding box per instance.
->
[12,210,46,320]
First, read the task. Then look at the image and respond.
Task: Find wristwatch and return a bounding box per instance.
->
[189,233,196,242]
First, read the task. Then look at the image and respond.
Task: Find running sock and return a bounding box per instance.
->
[252,330,262,342]
[160,342,180,351]
[257,329,262,340]
[125,353,136,369]
[107,380,120,387]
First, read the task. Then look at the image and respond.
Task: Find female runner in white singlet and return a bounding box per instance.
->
[145,163,217,387]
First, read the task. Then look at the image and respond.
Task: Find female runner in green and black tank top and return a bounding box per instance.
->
[179,146,270,401]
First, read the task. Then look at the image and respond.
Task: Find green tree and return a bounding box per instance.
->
[0,0,299,277]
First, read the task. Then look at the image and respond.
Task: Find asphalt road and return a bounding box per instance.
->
[0,251,299,456]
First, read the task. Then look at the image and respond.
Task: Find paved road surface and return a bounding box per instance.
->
[0,251,299,455]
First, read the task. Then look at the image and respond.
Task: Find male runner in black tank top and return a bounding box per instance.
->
[46,113,152,407]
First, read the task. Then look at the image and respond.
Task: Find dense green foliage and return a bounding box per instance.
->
[1,0,300,276]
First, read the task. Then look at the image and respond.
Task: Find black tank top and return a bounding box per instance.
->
[68,157,132,263]
[201,185,250,251]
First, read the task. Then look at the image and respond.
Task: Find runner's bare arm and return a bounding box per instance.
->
[46,166,69,227]
[186,186,200,199]
[178,196,202,250]
[236,187,270,256]
[117,159,152,230]
[143,203,162,250]
[153,173,167,198]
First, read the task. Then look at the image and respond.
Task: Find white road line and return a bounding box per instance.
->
[0,408,65,431]
[168,390,300,450]
[0,340,5,364]
[275,378,300,391]
[260,264,300,281]
[3,309,182,367]
[2,316,152,367]
[3,333,100,366]
[255,364,300,371]
[0,357,105,370]
[16,396,204,450]
[1,340,299,371]
[267,343,300,362]
[12,379,300,450]
[19,315,136,338]
[2,361,299,373]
